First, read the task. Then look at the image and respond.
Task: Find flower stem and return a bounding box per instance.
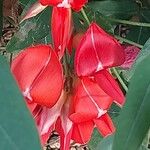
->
[112,68,128,92]
[81,8,90,25]
[63,53,73,93]
[63,52,69,77]
[106,17,150,28]
[115,35,143,49]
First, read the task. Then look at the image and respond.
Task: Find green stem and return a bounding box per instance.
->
[81,8,90,25]
[112,68,128,92]
[115,35,143,49]
[106,17,150,28]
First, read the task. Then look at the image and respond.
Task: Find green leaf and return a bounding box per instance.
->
[19,0,32,6]
[0,56,42,150]
[89,129,102,149]
[89,11,114,34]
[108,104,121,119]
[96,135,114,150]
[0,0,2,37]
[112,50,150,149]
[141,9,150,22]
[126,26,150,45]
[139,130,150,150]
[73,8,114,36]
[6,7,52,52]
[126,8,150,45]
[123,38,150,81]
[139,146,149,150]
[73,11,89,32]
[88,0,139,19]
[131,37,150,73]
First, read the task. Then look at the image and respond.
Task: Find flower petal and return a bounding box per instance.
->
[11,45,63,107]
[94,113,115,137]
[52,7,72,58]
[21,1,47,23]
[30,104,53,144]
[40,123,54,144]
[55,96,73,150]
[67,32,84,55]
[72,32,84,50]
[70,77,112,123]
[70,112,95,123]
[75,23,125,76]
[94,70,125,107]
[66,33,73,54]
[70,0,88,11]
[26,101,38,113]
[120,45,140,69]
[36,91,65,144]
[39,0,87,11]
[72,121,94,144]
[56,117,73,150]
[39,0,62,6]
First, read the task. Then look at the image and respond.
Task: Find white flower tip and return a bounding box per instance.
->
[23,88,33,101]
[57,0,71,8]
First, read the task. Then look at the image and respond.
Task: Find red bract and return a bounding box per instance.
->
[50,0,87,59]
[21,0,87,58]
[70,0,88,11]
[52,7,72,58]
[41,0,87,59]
[75,23,125,76]
[67,32,84,54]
[70,77,115,142]
[11,45,63,108]
[39,0,88,11]
[34,91,70,146]
[29,91,73,150]
[72,32,84,50]
[39,0,62,6]
[94,70,125,106]
[28,77,115,149]
[11,21,125,150]
[74,23,125,106]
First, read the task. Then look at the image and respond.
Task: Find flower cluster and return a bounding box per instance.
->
[11,1,126,150]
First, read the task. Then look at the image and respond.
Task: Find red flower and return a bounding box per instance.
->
[26,77,115,149]
[120,45,140,69]
[75,23,125,106]
[75,23,125,76]
[39,0,62,6]
[70,77,115,143]
[51,7,72,59]
[11,23,125,150]
[39,0,88,11]
[11,45,63,108]
[67,32,84,54]
[42,0,87,59]
[94,70,124,106]
[11,44,73,150]
[21,0,87,59]
[70,0,88,11]
[33,90,72,149]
